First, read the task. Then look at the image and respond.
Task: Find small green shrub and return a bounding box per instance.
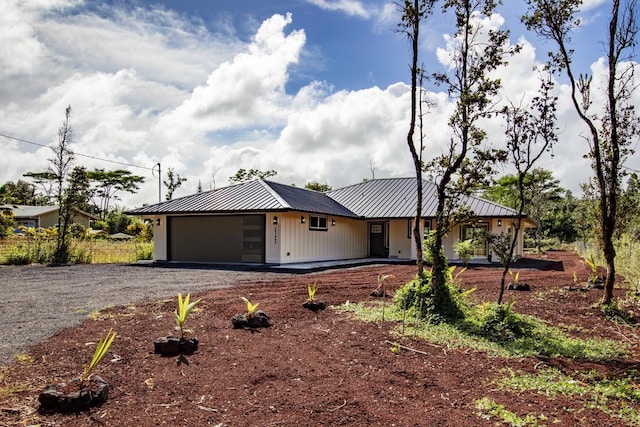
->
[5,245,31,265]
[394,266,471,324]
[136,242,154,260]
[475,300,533,344]
[601,300,638,326]
[71,245,92,264]
[454,239,475,266]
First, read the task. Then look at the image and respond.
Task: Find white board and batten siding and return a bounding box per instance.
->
[266,212,367,264]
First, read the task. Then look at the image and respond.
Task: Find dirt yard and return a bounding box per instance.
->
[0,251,638,426]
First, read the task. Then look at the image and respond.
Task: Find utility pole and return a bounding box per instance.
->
[153,162,161,203]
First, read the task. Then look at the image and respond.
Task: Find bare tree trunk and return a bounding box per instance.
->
[405,0,424,275]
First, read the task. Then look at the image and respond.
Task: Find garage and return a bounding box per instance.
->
[168,215,265,263]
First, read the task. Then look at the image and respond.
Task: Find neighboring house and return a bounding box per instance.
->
[128,178,535,265]
[2,205,98,230]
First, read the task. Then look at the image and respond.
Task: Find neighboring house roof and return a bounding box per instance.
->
[129,178,528,221]
[327,178,524,219]
[128,179,358,217]
[4,205,98,220]
[109,232,134,240]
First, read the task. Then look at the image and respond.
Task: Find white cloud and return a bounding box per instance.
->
[0,2,635,210]
[154,13,306,141]
[305,0,370,18]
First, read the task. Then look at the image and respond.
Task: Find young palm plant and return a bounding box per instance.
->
[240,296,259,318]
[174,293,202,339]
[79,328,116,386]
[307,283,318,302]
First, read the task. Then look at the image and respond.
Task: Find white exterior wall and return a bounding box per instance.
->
[404,218,526,262]
[151,212,524,264]
[268,212,367,264]
[153,215,167,261]
[388,219,412,259]
[265,212,281,264]
[487,218,525,258]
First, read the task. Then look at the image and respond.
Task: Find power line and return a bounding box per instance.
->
[0,131,155,171]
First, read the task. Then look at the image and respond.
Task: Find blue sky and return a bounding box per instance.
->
[0,0,637,208]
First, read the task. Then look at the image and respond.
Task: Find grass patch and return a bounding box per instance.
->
[87,305,138,321]
[0,367,37,399]
[475,397,549,426]
[496,368,640,426]
[337,302,628,360]
[13,352,34,365]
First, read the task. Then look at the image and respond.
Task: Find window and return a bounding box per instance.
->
[309,215,328,231]
[408,219,433,238]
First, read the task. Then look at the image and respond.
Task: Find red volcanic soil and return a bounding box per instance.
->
[1,250,638,426]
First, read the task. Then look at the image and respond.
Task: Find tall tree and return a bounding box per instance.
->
[0,179,39,205]
[23,171,57,204]
[492,74,558,304]
[228,168,278,184]
[50,105,75,263]
[88,168,145,219]
[523,0,639,304]
[398,0,435,275]
[424,0,514,296]
[163,168,187,201]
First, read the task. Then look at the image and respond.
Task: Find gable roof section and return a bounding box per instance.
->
[265,181,357,217]
[128,180,357,217]
[2,205,58,217]
[326,178,523,219]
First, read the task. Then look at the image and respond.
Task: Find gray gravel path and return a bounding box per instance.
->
[0,263,287,366]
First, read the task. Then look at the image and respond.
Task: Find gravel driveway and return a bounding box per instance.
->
[0,263,287,366]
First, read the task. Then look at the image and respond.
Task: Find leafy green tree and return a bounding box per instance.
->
[483,168,564,251]
[523,0,639,304]
[88,168,145,219]
[127,217,153,241]
[23,171,57,204]
[542,189,579,243]
[93,208,133,234]
[163,168,187,201]
[422,0,514,300]
[493,74,558,304]
[0,210,16,238]
[618,173,640,240]
[305,181,332,192]
[228,168,277,184]
[0,180,39,205]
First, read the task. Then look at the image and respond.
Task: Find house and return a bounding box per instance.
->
[1,205,98,230]
[128,178,535,265]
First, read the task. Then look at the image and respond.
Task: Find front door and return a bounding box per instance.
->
[369,222,387,257]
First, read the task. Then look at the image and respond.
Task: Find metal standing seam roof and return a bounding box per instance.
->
[127,179,358,217]
[326,177,524,218]
[127,177,524,219]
